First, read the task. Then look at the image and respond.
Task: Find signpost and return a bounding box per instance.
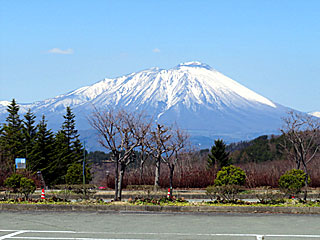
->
[15,158,26,169]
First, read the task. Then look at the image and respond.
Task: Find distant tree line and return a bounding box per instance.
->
[192,136,286,168]
[229,135,286,163]
[0,99,91,187]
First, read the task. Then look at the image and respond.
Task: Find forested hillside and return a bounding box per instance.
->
[230,135,286,163]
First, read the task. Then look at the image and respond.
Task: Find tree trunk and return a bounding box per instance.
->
[116,164,126,201]
[169,164,174,198]
[302,161,308,201]
[154,157,161,191]
[297,160,301,170]
[139,160,144,185]
[114,159,119,201]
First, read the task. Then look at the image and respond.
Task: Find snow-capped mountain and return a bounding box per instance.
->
[0,61,292,149]
[310,112,320,118]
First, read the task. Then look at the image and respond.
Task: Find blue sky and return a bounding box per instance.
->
[0,0,319,112]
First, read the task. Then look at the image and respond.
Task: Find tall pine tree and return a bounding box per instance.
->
[30,115,55,179]
[46,107,84,185]
[0,99,24,171]
[22,109,37,166]
[46,130,69,185]
[61,106,83,165]
[208,139,231,170]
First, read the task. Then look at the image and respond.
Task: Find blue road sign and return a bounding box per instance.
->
[15,158,26,169]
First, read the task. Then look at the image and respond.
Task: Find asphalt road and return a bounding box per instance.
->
[0,211,320,240]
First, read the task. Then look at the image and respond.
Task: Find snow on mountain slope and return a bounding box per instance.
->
[310,112,320,118]
[88,61,276,111]
[0,61,292,149]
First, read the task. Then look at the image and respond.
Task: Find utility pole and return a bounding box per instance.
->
[83,141,86,197]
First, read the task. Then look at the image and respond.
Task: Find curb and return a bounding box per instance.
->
[1,203,319,214]
[20,193,320,200]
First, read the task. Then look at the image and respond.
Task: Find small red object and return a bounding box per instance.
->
[41,189,45,199]
[167,188,171,198]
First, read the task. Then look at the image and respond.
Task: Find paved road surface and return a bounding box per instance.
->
[0,211,319,239]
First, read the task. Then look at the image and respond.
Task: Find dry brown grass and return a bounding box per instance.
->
[92,155,320,189]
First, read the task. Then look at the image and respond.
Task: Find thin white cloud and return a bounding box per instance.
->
[152,48,161,53]
[48,48,74,54]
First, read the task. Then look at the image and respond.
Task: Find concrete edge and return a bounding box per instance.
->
[16,193,320,200]
[0,203,319,214]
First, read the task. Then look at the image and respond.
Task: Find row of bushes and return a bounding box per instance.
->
[206,165,310,201]
[2,173,96,201]
[1,164,312,202]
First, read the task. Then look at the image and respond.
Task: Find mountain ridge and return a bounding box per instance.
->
[0,61,292,150]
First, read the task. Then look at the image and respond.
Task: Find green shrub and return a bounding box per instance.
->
[19,177,36,199]
[214,165,246,186]
[4,174,23,193]
[278,169,310,198]
[206,165,246,202]
[4,174,36,199]
[65,163,91,185]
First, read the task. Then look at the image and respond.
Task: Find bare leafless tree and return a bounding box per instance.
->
[160,127,189,198]
[89,108,149,200]
[147,124,172,191]
[135,117,152,185]
[280,111,320,200]
[138,139,149,185]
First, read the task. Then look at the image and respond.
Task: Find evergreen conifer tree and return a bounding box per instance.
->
[22,109,37,166]
[62,107,79,150]
[30,115,55,180]
[208,139,231,169]
[45,130,69,185]
[46,107,85,185]
[61,107,83,165]
[0,99,24,171]
[0,126,11,181]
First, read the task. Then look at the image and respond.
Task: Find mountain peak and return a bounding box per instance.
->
[0,62,291,150]
[0,101,11,107]
[310,112,320,118]
[175,61,213,70]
